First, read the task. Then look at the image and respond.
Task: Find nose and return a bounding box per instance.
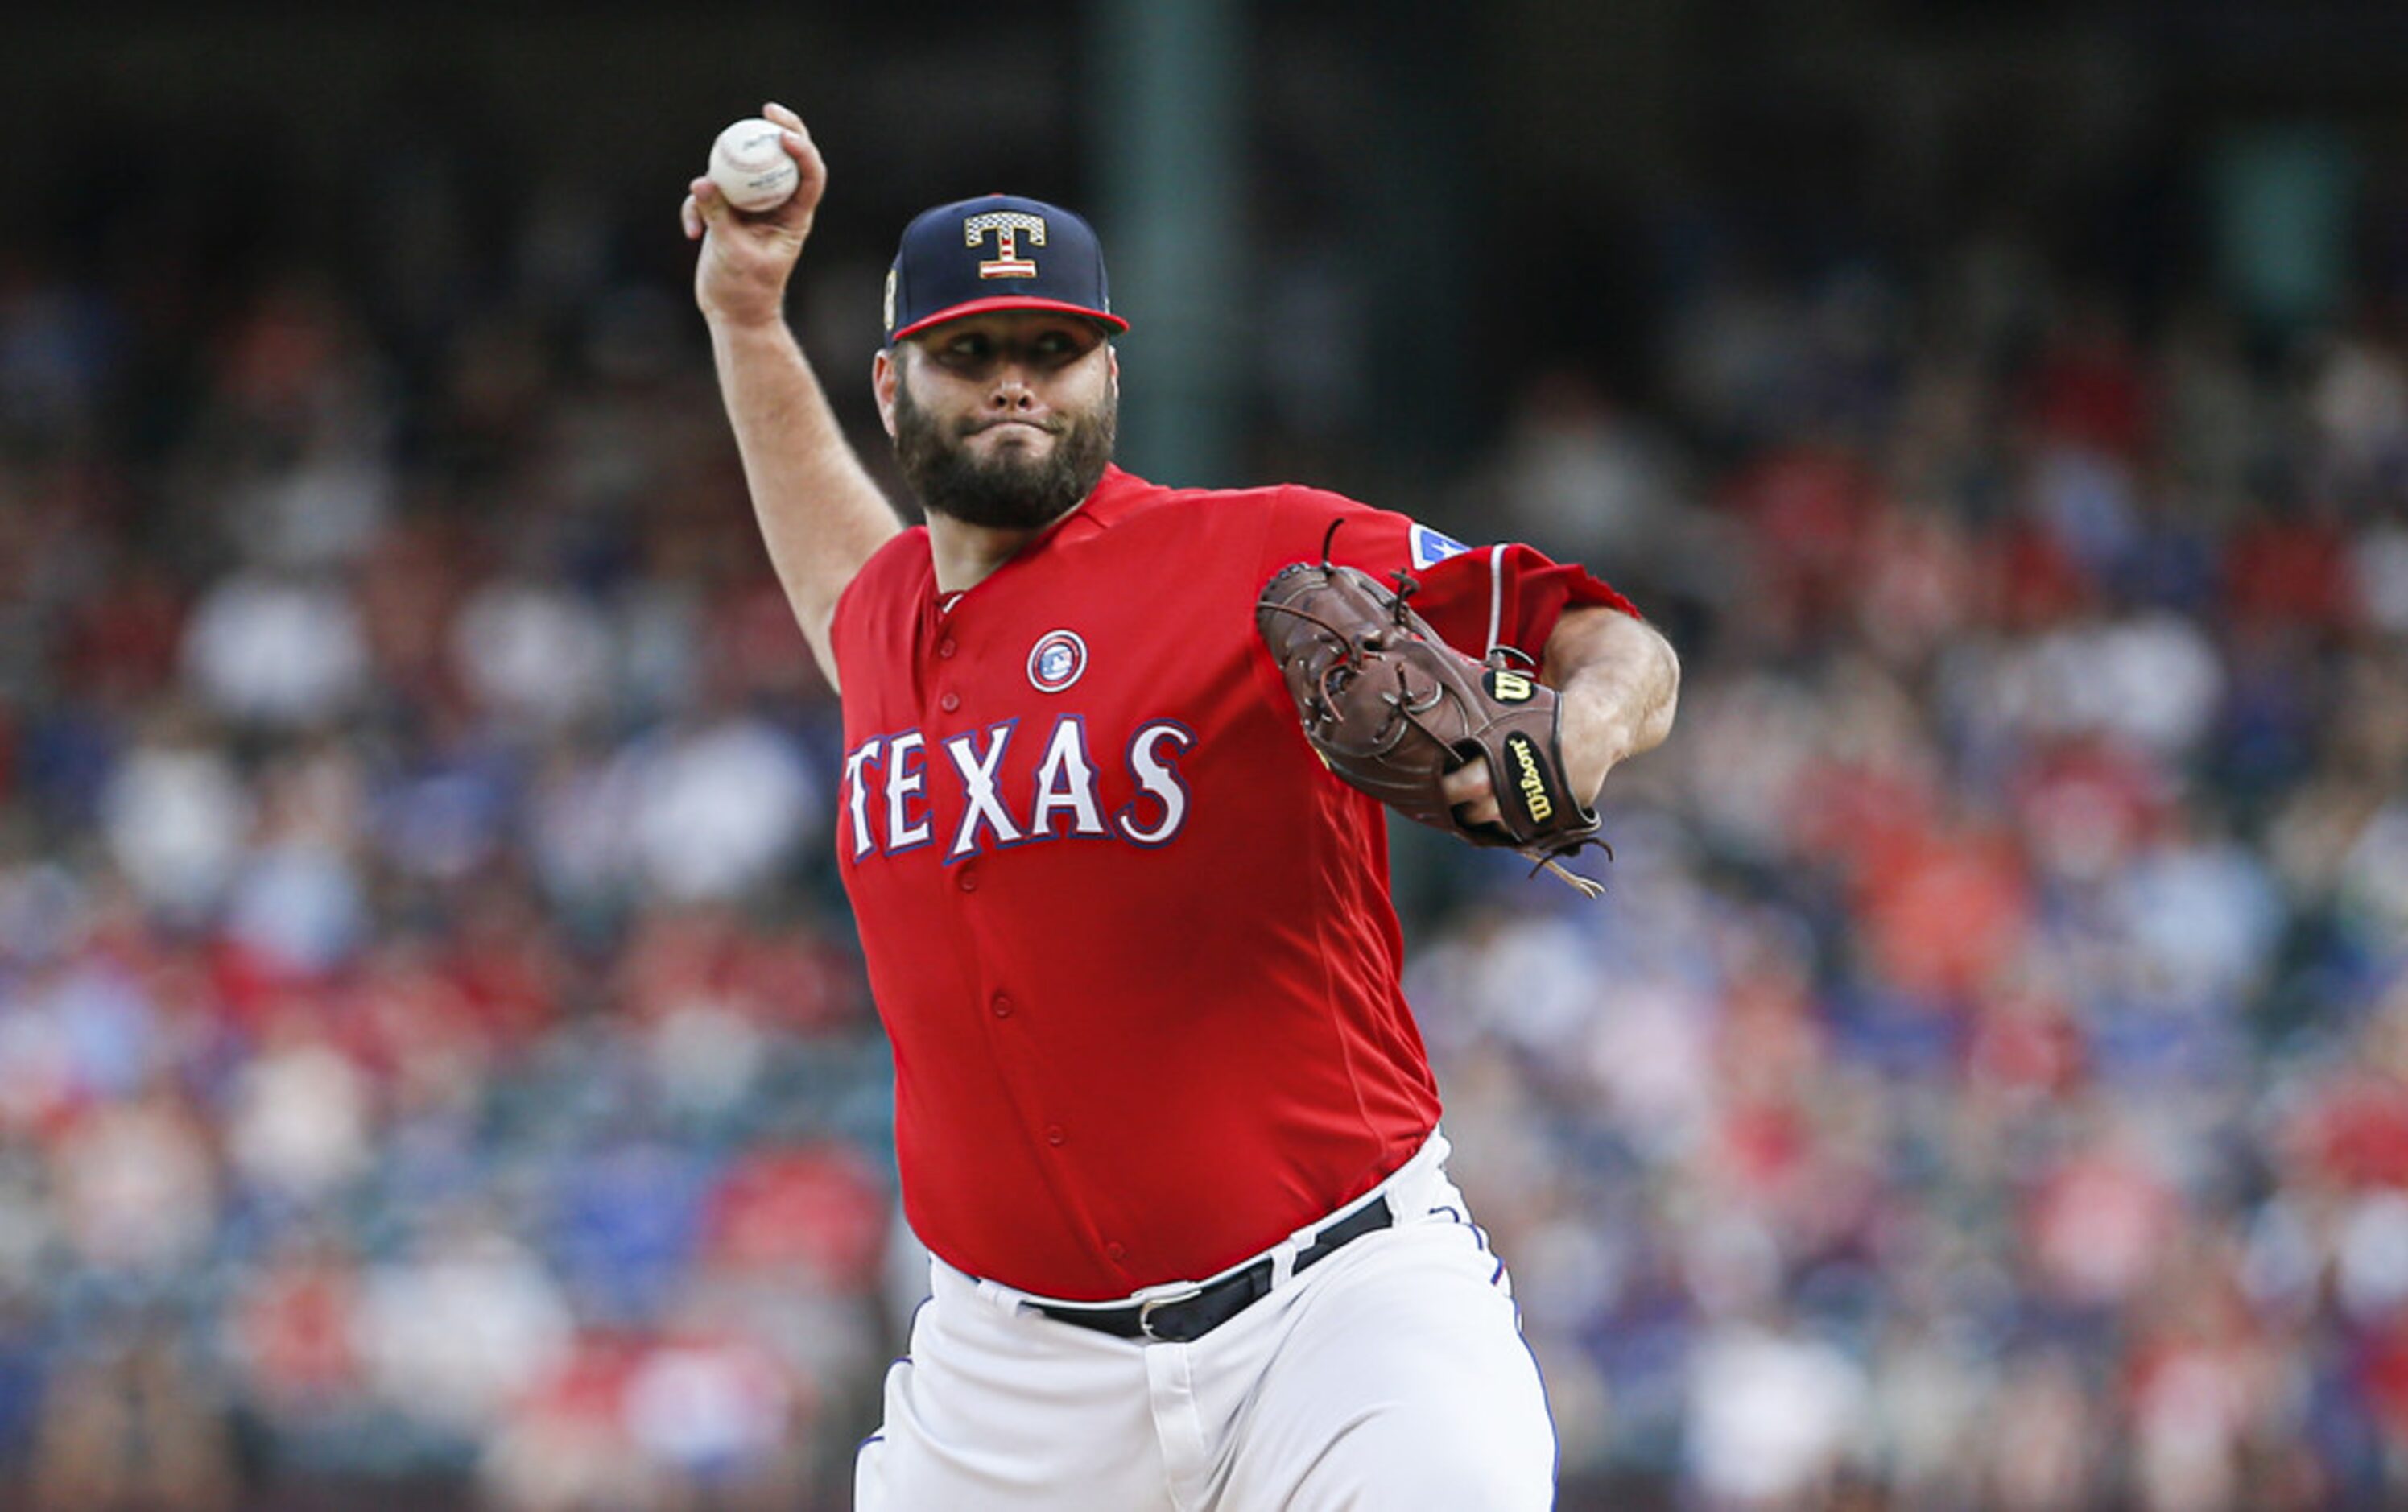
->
[987,367,1038,410]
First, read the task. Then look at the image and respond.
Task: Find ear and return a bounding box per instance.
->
[872,347,900,440]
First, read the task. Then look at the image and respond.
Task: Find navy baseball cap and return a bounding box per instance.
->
[883,193,1129,346]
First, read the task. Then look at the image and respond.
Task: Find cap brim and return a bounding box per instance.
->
[890,296,1129,345]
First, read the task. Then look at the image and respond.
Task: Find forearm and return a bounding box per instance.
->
[708,316,902,690]
[681,106,899,692]
[1543,606,1680,804]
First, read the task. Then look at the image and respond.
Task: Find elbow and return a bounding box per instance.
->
[1639,622,1680,754]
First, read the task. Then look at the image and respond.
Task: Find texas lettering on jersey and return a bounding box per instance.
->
[841,713,1196,864]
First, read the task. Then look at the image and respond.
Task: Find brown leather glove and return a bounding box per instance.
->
[1258,558,1609,895]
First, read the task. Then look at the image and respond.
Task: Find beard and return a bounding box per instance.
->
[892,378,1117,531]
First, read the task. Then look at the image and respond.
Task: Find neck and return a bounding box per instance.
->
[927,516,1041,594]
[921,466,1113,593]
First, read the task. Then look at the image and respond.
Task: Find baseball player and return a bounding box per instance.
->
[681,103,1679,1510]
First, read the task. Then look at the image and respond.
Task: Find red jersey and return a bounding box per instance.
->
[829,465,1635,1300]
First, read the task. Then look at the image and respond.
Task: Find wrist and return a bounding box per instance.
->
[1555,688,1630,807]
[704,302,795,340]
[708,298,795,334]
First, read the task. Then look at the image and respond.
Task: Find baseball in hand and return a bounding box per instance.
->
[708,118,799,212]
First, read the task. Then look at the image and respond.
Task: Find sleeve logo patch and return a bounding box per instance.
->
[1484,670,1536,704]
[1409,523,1470,568]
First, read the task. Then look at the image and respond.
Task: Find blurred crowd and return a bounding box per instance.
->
[6,118,2408,1512]
[1416,250,2408,1508]
[0,241,897,1508]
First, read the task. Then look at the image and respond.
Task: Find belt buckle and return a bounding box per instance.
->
[1135,1283,1207,1341]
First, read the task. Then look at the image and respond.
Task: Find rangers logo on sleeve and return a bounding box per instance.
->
[1409,523,1471,568]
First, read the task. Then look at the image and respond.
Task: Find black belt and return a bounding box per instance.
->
[1031,1200,1394,1344]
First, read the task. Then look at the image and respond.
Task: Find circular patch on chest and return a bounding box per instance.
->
[1027,630,1088,693]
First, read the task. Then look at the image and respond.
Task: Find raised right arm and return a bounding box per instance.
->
[682,101,903,693]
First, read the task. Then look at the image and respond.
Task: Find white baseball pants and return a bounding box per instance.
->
[854,1134,1556,1510]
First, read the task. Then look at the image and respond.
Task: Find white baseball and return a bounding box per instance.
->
[708,118,799,213]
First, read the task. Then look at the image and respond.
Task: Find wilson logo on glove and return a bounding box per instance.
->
[1485,670,1535,704]
[1502,733,1555,824]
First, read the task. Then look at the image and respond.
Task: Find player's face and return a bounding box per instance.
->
[885,313,1118,531]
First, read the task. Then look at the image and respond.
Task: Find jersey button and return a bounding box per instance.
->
[957,870,977,893]
[938,638,956,659]
[939,691,960,713]
[991,994,1013,1018]
[1044,1124,1066,1146]
[1107,1241,1127,1263]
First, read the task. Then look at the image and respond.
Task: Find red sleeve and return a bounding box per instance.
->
[1254,485,1638,662]
[828,525,932,682]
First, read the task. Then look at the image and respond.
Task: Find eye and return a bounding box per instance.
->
[1031,328,1099,363]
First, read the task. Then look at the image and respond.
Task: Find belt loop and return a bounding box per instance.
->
[1275,1209,1326,1288]
[1268,1238,1301,1290]
[976,1274,1031,1315]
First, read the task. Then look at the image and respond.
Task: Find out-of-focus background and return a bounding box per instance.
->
[4,2,2407,1508]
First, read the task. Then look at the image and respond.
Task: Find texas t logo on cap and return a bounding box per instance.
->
[967,211,1045,279]
[884,193,1130,345]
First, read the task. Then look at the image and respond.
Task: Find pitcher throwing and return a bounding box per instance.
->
[681,101,1679,1510]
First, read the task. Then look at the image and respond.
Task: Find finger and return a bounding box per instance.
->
[759,104,815,172]
[688,176,729,232]
[681,191,701,240]
[1439,764,1492,808]
[777,127,827,213]
[750,109,825,202]
[1440,763,1502,826]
